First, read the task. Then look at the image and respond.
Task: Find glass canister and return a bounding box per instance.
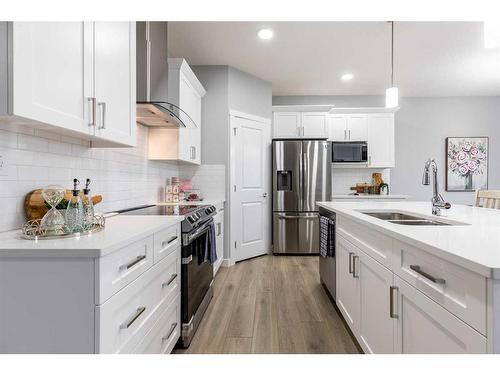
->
[82,178,94,231]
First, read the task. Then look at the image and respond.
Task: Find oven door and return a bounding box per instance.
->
[181,226,214,325]
[332,142,368,163]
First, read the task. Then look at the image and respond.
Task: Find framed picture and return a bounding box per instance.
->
[446,137,488,192]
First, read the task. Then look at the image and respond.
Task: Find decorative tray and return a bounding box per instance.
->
[21,214,106,240]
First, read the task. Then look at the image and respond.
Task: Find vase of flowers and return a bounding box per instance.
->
[447,140,487,190]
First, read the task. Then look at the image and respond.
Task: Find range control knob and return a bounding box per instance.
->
[187,215,196,224]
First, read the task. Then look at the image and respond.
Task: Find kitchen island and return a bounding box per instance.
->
[317,200,500,354]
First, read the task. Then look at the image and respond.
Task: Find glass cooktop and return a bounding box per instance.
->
[117,204,204,216]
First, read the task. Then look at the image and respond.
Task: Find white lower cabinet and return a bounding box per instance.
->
[336,236,360,332]
[393,275,487,354]
[336,231,487,354]
[358,249,395,354]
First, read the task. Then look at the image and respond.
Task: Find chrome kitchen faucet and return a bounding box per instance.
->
[422,158,451,216]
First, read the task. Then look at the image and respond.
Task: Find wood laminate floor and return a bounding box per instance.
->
[175,255,361,354]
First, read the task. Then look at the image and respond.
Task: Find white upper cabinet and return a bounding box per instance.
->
[273,111,327,138]
[327,114,367,141]
[301,112,327,138]
[10,22,94,137]
[7,22,136,147]
[93,22,136,147]
[367,113,395,167]
[153,58,206,165]
[273,112,301,138]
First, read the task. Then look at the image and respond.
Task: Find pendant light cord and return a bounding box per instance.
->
[391,21,394,87]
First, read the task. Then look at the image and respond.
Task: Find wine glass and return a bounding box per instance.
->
[40,185,66,235]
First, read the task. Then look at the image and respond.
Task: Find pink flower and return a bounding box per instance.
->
[458,164,470,175]
[455,151,469,164]
[470,146,479,157]
[462,142,472,152]
[449,161,458,171]
[467,160,478,172]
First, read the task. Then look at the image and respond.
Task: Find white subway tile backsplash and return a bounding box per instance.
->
[0,124,178,232]
[179,164,226,200]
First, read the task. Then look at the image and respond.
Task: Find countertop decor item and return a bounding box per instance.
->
[446,137,488,192]
[25,190,102,221]
[21,214,105,240]
[40,185,66,235]
[65,179,84,233]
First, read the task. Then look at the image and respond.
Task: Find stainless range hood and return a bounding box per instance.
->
[136,22,194,128]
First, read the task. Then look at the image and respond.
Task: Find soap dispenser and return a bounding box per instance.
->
[82,178,94,231]
[65,178,83,233]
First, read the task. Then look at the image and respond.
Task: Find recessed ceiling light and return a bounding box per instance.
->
[257,28,274,40]
[341,73,354,81]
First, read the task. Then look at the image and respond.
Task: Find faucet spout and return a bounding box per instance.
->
[422,158,451,216]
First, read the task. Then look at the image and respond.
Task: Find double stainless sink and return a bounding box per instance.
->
[360,211,459,226]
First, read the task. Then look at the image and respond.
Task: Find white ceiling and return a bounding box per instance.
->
[168,22,500,97]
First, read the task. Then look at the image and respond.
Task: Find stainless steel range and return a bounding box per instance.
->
[117,204,217,348]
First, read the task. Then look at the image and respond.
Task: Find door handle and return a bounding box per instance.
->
[410,265,446,284]
[344,129,347,140]
[348,252,354,274]
[390,286,399,318]
[98,102,106,129]
[352,255,359,278]
[277,215,319,220]
[348,130,351,139]
[87,97,96,127]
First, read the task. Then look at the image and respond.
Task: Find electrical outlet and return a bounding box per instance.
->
[0,154,8,176]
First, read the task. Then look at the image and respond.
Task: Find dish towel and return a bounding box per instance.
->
[319,215,335,258]
[204,218,217,264]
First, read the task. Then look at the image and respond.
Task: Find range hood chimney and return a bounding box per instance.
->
[136,22,194,128]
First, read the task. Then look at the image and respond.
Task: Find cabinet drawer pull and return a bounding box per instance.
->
[348,252,354,274]
[162,322,178,342]
[410,265,446,284]
[162,273,178,288]
[120,306,146,329]
[390,286,399,319]
[120,255,146,271]
[161,236,178,247]
[352,255,359,278]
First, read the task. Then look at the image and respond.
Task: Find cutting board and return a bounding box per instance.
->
[24,189,103,221]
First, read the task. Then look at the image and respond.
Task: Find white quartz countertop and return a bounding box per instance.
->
[317,201,500,278]
[0,215,183,258]
[331,194,409,199]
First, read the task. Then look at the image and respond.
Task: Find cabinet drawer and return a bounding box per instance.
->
[133,297,180,354]
[393,239,486,335]
[97,235,154,304]
[337,216,393,268]
[96,249,181,353]
[154,224,180,263]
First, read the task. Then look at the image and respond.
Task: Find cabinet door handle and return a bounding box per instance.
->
[217,222,222,236]
[87,97,96,127]
[161,236,178,248]
[193,146,196,160]
[120,306,146,329]
[162,273,178,288]
[162,322,178,342]
[348,129,351,139]
[368,156,372,165]
[348,252,354,274]
[352,255,359,278]
[98,102,106,129]
[344,129,347,140]
[410,265,446,284]
[390,286,399,318]
[120,255,146,271]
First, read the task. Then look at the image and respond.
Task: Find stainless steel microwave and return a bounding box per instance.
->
[332,141,368,163]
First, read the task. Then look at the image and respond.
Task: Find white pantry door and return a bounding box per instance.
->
[230,112,271,262]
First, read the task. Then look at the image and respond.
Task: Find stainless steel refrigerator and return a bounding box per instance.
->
[272,139,332,254]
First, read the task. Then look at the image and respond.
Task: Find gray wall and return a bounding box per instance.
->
[273,95,500,205]
[192,65,229,165]
[273,95,384,107]
[393,97,500,204]
[229,67,272,119]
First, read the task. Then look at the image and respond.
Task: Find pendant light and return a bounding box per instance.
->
[386,21,399,108]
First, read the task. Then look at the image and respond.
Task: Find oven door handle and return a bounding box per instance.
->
[184,225,211,245]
